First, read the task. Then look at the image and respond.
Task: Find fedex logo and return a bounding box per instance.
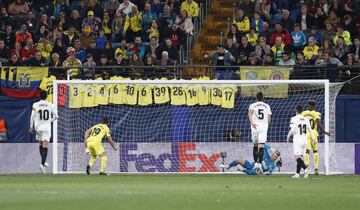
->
[119,143,220,172]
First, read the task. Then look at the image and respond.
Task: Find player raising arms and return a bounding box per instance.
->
[220,144,281,175]
[248,92,272,172]
[30,90,58,174]
[287,105,316,179]
[84,117,117,175]
[302,100,330,175]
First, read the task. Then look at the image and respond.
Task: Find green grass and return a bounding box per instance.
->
[0,174,359,210]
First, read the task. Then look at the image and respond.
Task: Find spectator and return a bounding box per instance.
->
[151,0,165,17]
[45,0,70,20]
[142,3,158,34]
[117,0,135,16]
[68,10,82,32]
[156,38,178,62]
[238,36,254,59]
[114,39,129,60]
[169,23,186,50]
[255,0,272,22]
[324,10,340,27]
[255,36,271,59]
[0,7,12,31]
[250,12,264,33]
[316,51,343,66]
[134,36,145,60]
[0,39,9,64]
[80,26,96,49]
[271,36,285,63]
[145,36,159,59]
[344,0,357,16]
[349,37,360,63]
[129,52,144,78]
[314,7,327,30]
[63,26,79,47]
[158,5,176,32]
[111,12,124,43]
[307,26,321,46]
[180,0,199,18]
[62,47,82,76]
[82,11,100,33]
[205,45,235,80]
[78,0,89,19]
[36,13,52,32]
[227,24,242,45]
[33,25,48,43]
[246,52,263,66]
[343,15,357,39]
[74,39,87,63]
[101,41,115,62]
[167,0,181,16]
[302,36,319,62]
[55,12,68,33]
[10,42,26,62]
[22,38,36,61]
[1,25,15,49]
[233,9,250,34]
[37,38,53,61]
[83,53,96,78]
[333,26,352,46]
[50,53,62,67]
[24,10,36,33]
[52,38,66,61]
[6,52,23,66]
[101,11,112,39]
[103,0,120,17]
[278,50,295,66]
[263,52,275,66]
[296,4,314,32]
[179,10,194,35]
[144,53,157,78]
[114,52,128,69]
[156,51,176,78]
[321,23,336,44]
[238,0,255,18]
[96,29,107,49]
[280,10,294,32]
[15,24,32,47]
[291,23,307,52]
[270,23,291,46]
[333,36,349,62]
[259,22,271,45]
[87,0,103,18]
[246,27,259,47]
[124,5,143,42]
[147,20,160,41]
[225,38,238,59]
[26,50,47,66]
[321,0,332,15]
[237,51,248,65]
[7,0,30,18]
[321,39,333,54]
[295,51,311,66]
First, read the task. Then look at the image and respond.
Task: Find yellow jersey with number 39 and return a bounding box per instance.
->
[86,124,111,145]
[153,78,170,104]
[302,110,321,138]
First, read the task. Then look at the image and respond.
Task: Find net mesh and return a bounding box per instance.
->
[55,80,342,174]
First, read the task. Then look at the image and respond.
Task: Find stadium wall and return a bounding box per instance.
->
[0,143,357,174]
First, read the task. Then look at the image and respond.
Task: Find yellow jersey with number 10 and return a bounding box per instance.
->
[302,110,320,137]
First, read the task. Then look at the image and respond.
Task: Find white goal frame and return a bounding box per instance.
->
[52,79,331,175]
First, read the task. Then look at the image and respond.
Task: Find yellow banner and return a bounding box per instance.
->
[240,66,290,98]
[0,66,49,88]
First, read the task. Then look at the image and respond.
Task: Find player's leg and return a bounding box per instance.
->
[304,137,312,167]
[293,141,307,178]
[313,139,319,175]
[251,129,259,164]
[98,152,108,175]
[86,143,97,175]
[222,159,245,169]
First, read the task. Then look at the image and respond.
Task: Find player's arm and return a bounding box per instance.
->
[248,108,257,129]
[286,120,295,142]
[268,114,272,125]
[306,120,317,144]
[316,118,330,136]
[84,128,92,147]
[29,107,35,133]
[51,104,59,122]
[106,136,117,151]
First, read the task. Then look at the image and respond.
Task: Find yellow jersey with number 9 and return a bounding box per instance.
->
[86,124,111,145]
[302,110,320,137]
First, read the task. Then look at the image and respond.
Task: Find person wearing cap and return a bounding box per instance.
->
[80,26,96,49]
[278,50,295,66]
[82,11,100,33]
[204,45,235,80]
[220,144,281,175]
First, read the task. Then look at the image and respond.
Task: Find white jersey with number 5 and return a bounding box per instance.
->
[288,114,315,155]
[249,102,272,128]
[30,100,58,132]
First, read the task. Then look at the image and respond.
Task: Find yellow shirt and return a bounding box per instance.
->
[211,86,222,106]
[198,76,210,106]
[303,45,319,60]
[153,78,170,104]
[86,123,111,145]
[138,81,153,106]
[94,78,109,106]
[221,85,236,109]
[39,75,56,103]
[124,12,143,33]
[246,33,259,46]
[125,82,138,105]
[302,110,321,137]
[109,76,126,104]
[82,83,96,107]
[233,17,250,33]
[185,79,199,106]
[170,81,186,106]
[69,83,83,108]
[180,1,199,17]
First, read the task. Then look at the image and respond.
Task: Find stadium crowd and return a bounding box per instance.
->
[0,0,359,79]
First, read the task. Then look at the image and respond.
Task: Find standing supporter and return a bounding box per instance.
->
[296,4,314,32]
[179,10,194,35]
[124,5,143,42]
[204,45,235,80]
[180,0,199,18]
[233,9,250,34]
[111,12,124,43]
[152,0,165,17]
[103,0,120,17]
[117,0,135,16]
[169,23,186,50]
[291,23,307,52]
[37,38,53,62]
[270,23,291,46]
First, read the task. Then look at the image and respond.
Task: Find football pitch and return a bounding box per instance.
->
[0,174,359,210]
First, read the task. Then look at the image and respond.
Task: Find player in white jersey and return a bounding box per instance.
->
[286,105,316,179]
[30,91,58,174]
[248,92,272,172]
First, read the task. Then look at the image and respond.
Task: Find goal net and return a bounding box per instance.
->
[53,79,343,175]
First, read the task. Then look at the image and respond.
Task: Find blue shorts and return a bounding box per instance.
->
[243,160,254,170]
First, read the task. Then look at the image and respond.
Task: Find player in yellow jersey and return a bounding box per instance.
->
[85,117,117,175]
[39,75,56,103]
[302,100,330,175]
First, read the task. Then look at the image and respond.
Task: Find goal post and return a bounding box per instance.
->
[52,79,342,175]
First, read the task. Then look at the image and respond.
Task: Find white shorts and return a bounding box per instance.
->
[293,139,306,156]
[251,127,268,144]
[36,130,51,142]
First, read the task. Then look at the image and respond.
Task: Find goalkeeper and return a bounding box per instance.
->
[220,145,281,175]
[84,117,117,175]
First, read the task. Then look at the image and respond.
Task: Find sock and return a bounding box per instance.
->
[253,145,258,163]
[229,160,238,168]
[89,157,96,168]
[41,147,48,166]
[304,153,310,167]
[314,152,319,169]
[100,156,107,173]
[297,158,307,171]
[39,145,43,164]
[296,158,302,173]
[258,147,264,163]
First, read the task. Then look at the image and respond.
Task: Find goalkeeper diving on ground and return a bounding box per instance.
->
[84,117,117,175]
[220,144,281,175]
